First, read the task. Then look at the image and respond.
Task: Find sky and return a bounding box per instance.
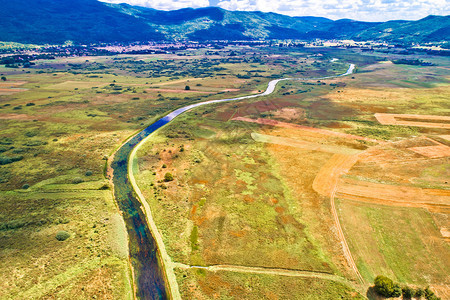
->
[99,0,450,22]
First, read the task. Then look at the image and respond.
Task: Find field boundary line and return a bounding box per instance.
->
[313,153,365,284]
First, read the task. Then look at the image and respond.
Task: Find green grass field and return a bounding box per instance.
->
[336,199,449,285]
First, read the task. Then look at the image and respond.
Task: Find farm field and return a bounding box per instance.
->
[1,44,449,299]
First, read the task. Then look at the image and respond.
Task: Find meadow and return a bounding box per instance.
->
[1,44,449,299]
[0,46,318,298]
[133,48,449,299]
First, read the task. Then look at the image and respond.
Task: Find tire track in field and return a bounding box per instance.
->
[313,153,365,284]
[173,262,363,293]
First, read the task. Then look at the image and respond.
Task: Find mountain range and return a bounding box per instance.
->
[0,0,448,44]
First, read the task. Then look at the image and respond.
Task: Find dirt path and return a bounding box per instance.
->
[311,152,365,284]
[173,262,362,293]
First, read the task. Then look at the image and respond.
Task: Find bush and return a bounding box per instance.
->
[402,286,414,299]
[374,275,402,298]
[99,183,110,190]
[424,287,440,300]
[55,231,70,241]
[22,184,29,190]
[72,177,83,184]
[0,155,23,165]
[416,288,425,297]
[164,173,174,182]
[85,170,93,176]
[184,85,190,90]
[162,164,167,168]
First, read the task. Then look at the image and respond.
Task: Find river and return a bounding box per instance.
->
[111,63,355,299]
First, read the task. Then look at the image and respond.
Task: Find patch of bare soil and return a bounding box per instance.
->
[409,144,450,158]
[233,117,380,143]
[336,177,450,208]
[375,113,450,129]
[271,107,306,121]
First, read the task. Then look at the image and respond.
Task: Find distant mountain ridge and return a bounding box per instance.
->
[0,0,448,44]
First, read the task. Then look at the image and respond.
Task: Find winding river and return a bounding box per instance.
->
[111,62,355,299]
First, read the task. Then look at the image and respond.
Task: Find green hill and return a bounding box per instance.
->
[0,0,448,44]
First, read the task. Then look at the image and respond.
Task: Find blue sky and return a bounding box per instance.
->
[100,0,449,21]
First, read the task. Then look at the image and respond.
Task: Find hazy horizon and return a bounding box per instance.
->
[99,0,450,22]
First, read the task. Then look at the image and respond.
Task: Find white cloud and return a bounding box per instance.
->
[99,0,450,21]
[100,0,209,10]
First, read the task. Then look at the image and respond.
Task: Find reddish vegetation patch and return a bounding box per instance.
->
[275,206,285,214]
[0,88,28,94]
[270,198,279,205]
[146,88,212,94]
[215,99,293,121]
[0,113,36,120]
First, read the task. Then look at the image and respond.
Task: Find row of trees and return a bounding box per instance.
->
[374,275,441,299]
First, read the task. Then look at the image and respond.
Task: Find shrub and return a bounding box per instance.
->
[185,85,190,90]
[416,288,425,297]
[374,275,402,298]
[0,155,23,165]
[72,177,83,184]
[55,231,70,241]
[162,164,167,168]
[424,286,440,300]
[85,170,93,176]
[402,286,414,299]
[164,173,174,182]
[22,184,30,190]
[99,183,110,190]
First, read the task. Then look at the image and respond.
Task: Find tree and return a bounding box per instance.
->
[184,85,190,90]
[1,76,6,81]
[402,286,414,299]
[374,275,402,298]
[164,172,174,182]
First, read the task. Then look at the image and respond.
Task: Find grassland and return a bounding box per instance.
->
[1,46,353,298]
[336,199,449,285]
[134,48,449,298]
[1,45,449,299]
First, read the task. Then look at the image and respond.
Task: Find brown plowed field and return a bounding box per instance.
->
[233,117,380,143]
[252,133,362,155]
[375,113,450,129]
[408,144,450,158]
[312,154,360,197]
[336,178,450,208]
